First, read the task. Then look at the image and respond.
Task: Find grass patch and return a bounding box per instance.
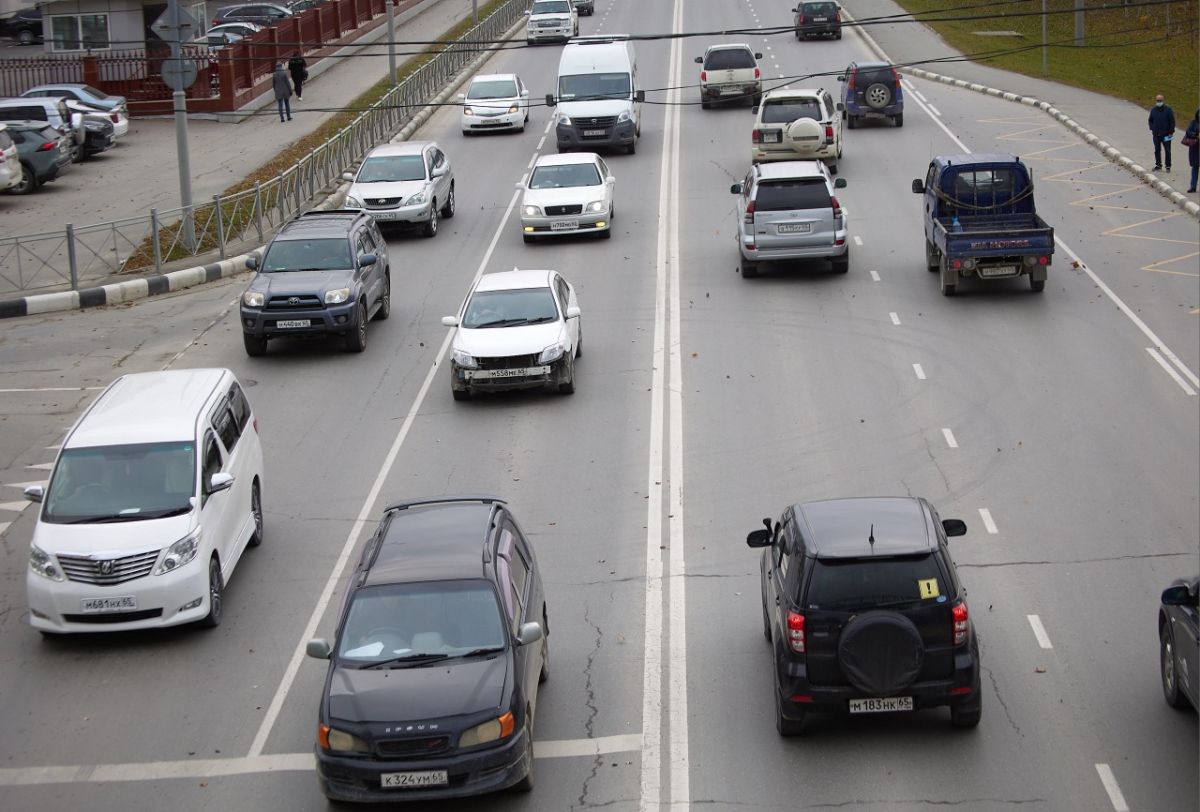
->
[891,0,1198,111]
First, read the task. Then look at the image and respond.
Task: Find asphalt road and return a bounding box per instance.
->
[0,0,1196,809]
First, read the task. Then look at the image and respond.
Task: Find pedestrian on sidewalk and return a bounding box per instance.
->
[1185,109,1199,194]
[273,62,293,122]
[288,51,309,100]
[1148,93,1175,172]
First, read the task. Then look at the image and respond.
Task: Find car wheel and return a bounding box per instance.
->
[345,303,368,352]
[558,357,576,395]
[774,672,806,736]
[761,596,771,642]
[18,29,36,45]
[247,481,264,547]
[950,699,981,728]
[441,183,455,218]
[701,97,711,110]
[835,30,842,40]
[512,729,535,792]
[11,162,37,195]
[940,258,957,296]
[1029,276,1045,293]
[575,329,583,358]
[199,556,223,628]
[243,333,267,356]
[627,138,636,155]
[740,258,758,279]
[832,248,849,274]
[847,114,857,129]
[539,616,550,683]
[1161,626,1189,708]
[894,112,904,127]
[925,239,940,272]
[423,202,438,237]
[598,224,611,240]
[865,82,892,110]
[828,163,837,175]
[374,275,391,320]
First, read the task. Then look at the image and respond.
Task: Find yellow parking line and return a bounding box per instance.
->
[1039,162,1122,181]
[1142,251,1200,276]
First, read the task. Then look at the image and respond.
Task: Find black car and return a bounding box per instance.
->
[1159,576,1199,710]
[211,3,294,27]
[0,6,43,45]
[239,209,391,356]
[306,496,548,803]
[747,496,980,735]
[792,1,842,39]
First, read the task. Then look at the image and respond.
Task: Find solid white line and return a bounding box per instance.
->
[913,89,927,103]
[5,481,45,489]
[927,103,942,117]
[869,270,881,282]
[537,734,642,760]
[889,312,901,326]
[0,500,31,512]
[1026,614,1053,649]
[25,463,53,470]
[247,185,525,759]
[978,508,999,535]
[1095,764,1130,812]
[0,521,10,536]
[853,235,863,246]
[0,387,105,393]
[1146,347,1198,396]
[942,428,958,448]
[913,363,926,380]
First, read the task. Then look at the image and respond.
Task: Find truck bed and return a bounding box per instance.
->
[935,212,1054,258]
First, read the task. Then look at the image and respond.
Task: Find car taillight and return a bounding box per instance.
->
[37,141,56,152]
[700,70,707,82]
[754,67,760,79]
[797,14,805,24]
[952,602,969,646]
[786,610,805,653]
[751,128,761,143]
[848,71,856,90]
[110,112,119,123]
[824,124,834,140]
[835,11,841,21]
[1038,255,1049,265]
[743,199,756,225]
[831,195,842,219]
[892,67,901,85]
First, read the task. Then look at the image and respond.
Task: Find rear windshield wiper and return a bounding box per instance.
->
[361,653,450,670]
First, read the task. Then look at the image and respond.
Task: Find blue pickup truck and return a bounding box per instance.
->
[912,154,1054,296]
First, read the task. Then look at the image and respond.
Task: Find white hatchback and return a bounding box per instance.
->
[521,152,615,242]
[460,73,530,134]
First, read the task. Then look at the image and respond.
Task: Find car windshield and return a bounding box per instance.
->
[529,162,601,189]
[532,0,572,12]
[755,179,830,211]
[337,580,507,665]
[463,288,559,328]
[558,72,630,101]
[803,2,839,13]
[761,98,822,124]
[705,48,755,70]
[806,555,946,611]
[261,238,352,272]
[357,154,425,183]
[43,442,196,524]
[468,79,518,99]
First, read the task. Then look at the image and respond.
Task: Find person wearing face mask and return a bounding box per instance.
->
[1147,94,1176,173]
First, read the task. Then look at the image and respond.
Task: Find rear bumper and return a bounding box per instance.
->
[702,82,760,101]
[752,144,837,163]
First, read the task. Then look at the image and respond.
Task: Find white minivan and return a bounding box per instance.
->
[547,36,644,154]
[25,368,265,634]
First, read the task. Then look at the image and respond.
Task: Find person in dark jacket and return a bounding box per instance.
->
[1186,109,1199,194]
[1148,93,1175,172]
[288,51,308,100]
[273,62,293,123]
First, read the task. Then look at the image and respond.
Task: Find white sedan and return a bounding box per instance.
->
[520,152,615,243]
[460,73,530,135]
[442,269,582,400]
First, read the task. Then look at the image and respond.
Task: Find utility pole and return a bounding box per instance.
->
[473,0,478,26]
[385,0,397,86]
[161,0,197,250]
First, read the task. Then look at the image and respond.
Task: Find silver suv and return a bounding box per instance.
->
[730,160,849,278]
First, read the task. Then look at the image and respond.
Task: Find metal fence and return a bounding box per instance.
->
[0,0,530,296]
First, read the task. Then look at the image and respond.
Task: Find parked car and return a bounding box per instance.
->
[730,160,849,278]
[1159,576,1199,710]
[751,87,843,173]
[287,0,326,12]
[342,141,455,237]
[0,6,42,45]
[442,269,582,400]
[66,103,115,158]
[193,30,244,51]
[460,73,530,135]
[2,120,72,195]
[0,97,86,162]
[306,495,548,802]
[571,0,594,15]
[0,123,20,193]
[61,98,129,140]
[205,21,264,39]
[212,3,293,27]
[24,368,264,633]
[525,0,577,44]
[20,83,128,118]
[695,44,762,108]
[792,1,842,39]
[746,497,980,734]
[838,61,904,128]
[520,152,614,242]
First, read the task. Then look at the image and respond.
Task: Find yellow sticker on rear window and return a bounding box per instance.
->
[918,578,940,599]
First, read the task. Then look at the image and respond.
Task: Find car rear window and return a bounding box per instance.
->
[803,2,839,13]
[853,66,896,87]
[806,555,946,611]
[761,98,822,124]
[704,48,755,70]
[754,179,830,211]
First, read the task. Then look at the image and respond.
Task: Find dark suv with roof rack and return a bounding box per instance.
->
[305,496,548,803]
[239,209,391,356]
[747,496,980,735]
[793,1,842,39]
[839,60,905,128]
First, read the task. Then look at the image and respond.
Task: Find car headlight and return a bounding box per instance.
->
[242,290,265,308]
[407,188,427,205]
[320,725,371,754]
[463,106,474,116]
[538,342,566,364]
[557,113,572,126]
[345,194,363,208]
[325,288,351,305]
[29,544,64,582]
[154,530,199,576]
[452,349,477,368]
[84,120,104,131]
[617,110,631,123]
[459,711,515,748]
[507,103,519,114]
[585,200,606,213]
[522,204,542,217]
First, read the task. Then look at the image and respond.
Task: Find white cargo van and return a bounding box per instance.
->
[547,36,644,154]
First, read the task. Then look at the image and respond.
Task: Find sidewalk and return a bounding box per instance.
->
[0,0,480,243]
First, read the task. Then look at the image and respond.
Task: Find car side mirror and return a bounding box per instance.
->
[441,315,460,327]
[357,253,377,268]
[207,472,235,494]
[634,90,645,102]
[515,621,543,647]
[751,105,759,114]
[730,182,742,194]
[942,518,967,537]
[754,52,763,59]
[341,171,354,181]
[566,305,581,318]
[245,255,259,270]
[306,638,332,659]
[605,175,616,184]
[694,56,703,64]
[23,485,43,503]
[545,93,556,107]
[834,178,847,188]
[791,6,799,11]
[1162,585,1198,608]
[911,179,925,194]
[837,75,846,82]
[836,102,844,111]
[746,529,771,548]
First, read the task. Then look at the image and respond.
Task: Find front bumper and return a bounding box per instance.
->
[452,357,571,393]
[556,119,636,151]
[521,208,609,237]
[463,110,523,132]
[527,23,573,41]
[241,300,360,339]
[316,728,530,803]
[83,131,114,156]
[349,200,433,226]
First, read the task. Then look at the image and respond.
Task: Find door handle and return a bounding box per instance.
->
[775,597,780,605]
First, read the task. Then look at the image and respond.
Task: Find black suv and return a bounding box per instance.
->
[793,1,842,39]
[0,7,43,45]
[747,496,980,735]
[240,210,390,356]
[306,496,548,803]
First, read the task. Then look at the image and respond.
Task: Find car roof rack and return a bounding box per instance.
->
[383,495,507,513]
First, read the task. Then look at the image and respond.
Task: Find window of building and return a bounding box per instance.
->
[50,14,110,52]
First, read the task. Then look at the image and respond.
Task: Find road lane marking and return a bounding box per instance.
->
[537,135,545,150]
[889,312,901,325]
[1095,764,1130,812]
[942,428,958,448]
[0,501,31,512]
[0,521,9,536]
[913,363,926,380]
[1147,347,1197,396]
[853,235,863,246]
[5,481,45,490]
[25,463,53,470]
[247,183,526,759]
[869,270,880,282]
[927,103,942,117]
[1026,614,1053,649]
[0,387,105,393]
[978,508,998,534]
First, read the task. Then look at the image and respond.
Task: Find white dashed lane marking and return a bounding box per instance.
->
[1026,614,1053,649]
[912,363,926,380]
[941,428,958,448]
[1095,764,1130,812]
[928,103,942,117]
[853,235,863,246]
[978,508,999,534]
[889,312,901,326]
[869,270,880,282]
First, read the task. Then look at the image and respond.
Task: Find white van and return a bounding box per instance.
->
[547,36,644,154]
[25,368,265,634]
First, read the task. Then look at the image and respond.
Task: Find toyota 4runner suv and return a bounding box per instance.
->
[751,88,843,172]
[747,497,981,735]
[239,210,391,356]
[839,61,904,128]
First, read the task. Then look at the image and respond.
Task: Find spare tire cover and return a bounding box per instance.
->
[786,117,824,151]
[837,610,924,695]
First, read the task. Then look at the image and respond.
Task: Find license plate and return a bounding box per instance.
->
[777,223,812,234]
[849,696,913,714]
[469,366,549,379]
[582,129,606,136]
[761,131,781,144]
[370,211,400,221]
[813,16,828,21]
[276,319,310,328]
[550,219,579,231]
[81,596,137,613]
[979,264,1018,277]
[719,87,742,95]
[381,770,449,788]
